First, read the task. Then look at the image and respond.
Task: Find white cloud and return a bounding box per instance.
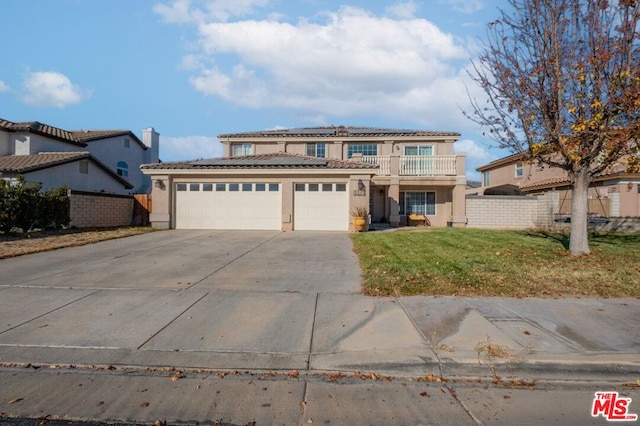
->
[154,0,198,23]
[439,0,484,14]
[0,80,9,93]
[454,138,498,179]
[170,5,476,129]
[20,71,89,108]
[159,135,223,161]
[154,0,270,23]
[385,1,420,19]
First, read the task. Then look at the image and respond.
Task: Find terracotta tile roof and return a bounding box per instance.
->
[0,152,91,173]
[70,130,139,143]
[476,152,526,172]
[0,152,133,189]
[520,168,639,191]
[0,117,144,148]
[141,152,379,170]
[218,126,461,139]
[520,176,570,190]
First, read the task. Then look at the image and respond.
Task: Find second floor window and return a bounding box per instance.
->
[306,142,326,158]
[117,161,129,177]
[404,145,433,156]
[231,143,253,156]
[79,160,89,174]
[515,161,524,178]
[348,143,377,158]
[482,171,490,186]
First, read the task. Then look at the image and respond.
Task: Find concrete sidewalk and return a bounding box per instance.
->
[0,230,639,424]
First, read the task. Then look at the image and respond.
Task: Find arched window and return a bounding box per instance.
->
[117,161,129,177]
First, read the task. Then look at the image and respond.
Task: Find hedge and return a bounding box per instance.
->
[0,176,70,234]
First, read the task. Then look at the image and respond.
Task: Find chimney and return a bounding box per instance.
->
[142,127,160,163]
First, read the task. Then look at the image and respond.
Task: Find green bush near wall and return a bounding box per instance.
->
[0,176,70,234]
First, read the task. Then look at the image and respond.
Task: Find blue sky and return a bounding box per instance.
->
[0,0,506,180]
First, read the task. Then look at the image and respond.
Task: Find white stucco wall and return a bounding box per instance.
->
[21,133,79,154]
[86,136,148,193]
[20,161,131,195]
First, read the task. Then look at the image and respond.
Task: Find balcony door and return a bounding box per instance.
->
[403,145,433,175]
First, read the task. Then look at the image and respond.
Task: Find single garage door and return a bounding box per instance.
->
[294,183,349,231]
[175,182,281,230]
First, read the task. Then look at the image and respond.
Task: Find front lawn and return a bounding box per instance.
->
[351,228,640,298]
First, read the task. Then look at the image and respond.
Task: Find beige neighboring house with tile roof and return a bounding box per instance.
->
[0,118,160,194]
[472,153,640,218]
[141,126,467,231]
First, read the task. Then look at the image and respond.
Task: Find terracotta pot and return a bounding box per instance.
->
[353,217,366,232]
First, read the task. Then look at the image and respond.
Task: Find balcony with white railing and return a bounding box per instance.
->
[361,155,459,176]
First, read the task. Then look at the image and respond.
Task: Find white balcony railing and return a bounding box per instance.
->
[361,155,391,175]
[361,155,458,176]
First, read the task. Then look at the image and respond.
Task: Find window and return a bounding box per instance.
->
[336,183,346,192]
[229,184,239,191]
[242,183,252,192]
[308,183,319,192]
[117,161,129,177]
[399,191,436,215]
[404,145,433,156]
[482,171,490,187]
[348,143,377,158]
[203,184,213,191]
[322,183,333,192]
[190,183,200,191]
[269,183,279,192]
[124,138,130,148]
[256,183,266,191]
[176,183,187,191]
[515,161,524,178]
[79,160,89,174]
[231,143,253,156]
[216,183,226,191]
[295,183,305,191]
[306,142,326,158]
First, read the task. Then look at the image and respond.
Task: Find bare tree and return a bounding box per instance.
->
[467,0,640,256]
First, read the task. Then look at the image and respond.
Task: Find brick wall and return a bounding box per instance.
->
[466,194,553,229]
[69,191,134,228]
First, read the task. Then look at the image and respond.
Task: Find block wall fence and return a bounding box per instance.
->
[68,190,134,228]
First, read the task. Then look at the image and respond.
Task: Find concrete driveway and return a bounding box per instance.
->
[0,230,362,292]
[0,230,433,374]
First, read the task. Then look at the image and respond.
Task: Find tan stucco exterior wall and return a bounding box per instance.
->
[146,171,374,231]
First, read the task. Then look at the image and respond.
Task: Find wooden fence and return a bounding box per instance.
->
[132,194,152,226]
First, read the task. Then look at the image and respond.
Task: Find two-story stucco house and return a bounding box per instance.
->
[0,118,160,195]
[474,153,640,217]
[141,126,467,231]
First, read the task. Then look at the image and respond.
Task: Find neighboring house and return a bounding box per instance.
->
[0,118,160,195]
[141,126,467,231]
[473,153,640,217]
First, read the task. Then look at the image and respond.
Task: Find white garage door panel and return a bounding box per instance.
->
[294,183,349,231]
[176,183,281,230]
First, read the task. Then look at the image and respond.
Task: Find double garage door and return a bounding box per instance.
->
[175,182,348,231]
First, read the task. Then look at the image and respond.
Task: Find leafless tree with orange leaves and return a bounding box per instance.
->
[467,0,640,256]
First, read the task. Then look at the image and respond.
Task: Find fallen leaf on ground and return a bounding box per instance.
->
[7,398,23,405]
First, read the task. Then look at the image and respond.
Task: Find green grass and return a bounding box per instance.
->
[351,228,640,298]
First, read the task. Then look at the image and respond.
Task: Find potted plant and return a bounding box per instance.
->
[351,206,368,232]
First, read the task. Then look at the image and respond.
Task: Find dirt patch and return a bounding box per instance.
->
[0,227,156,259]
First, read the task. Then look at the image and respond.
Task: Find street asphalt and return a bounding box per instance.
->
[0,229,638,425]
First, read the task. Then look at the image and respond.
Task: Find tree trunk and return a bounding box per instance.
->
[569,168,591,256]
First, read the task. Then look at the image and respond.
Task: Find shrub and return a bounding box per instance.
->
[0,176,69,233]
